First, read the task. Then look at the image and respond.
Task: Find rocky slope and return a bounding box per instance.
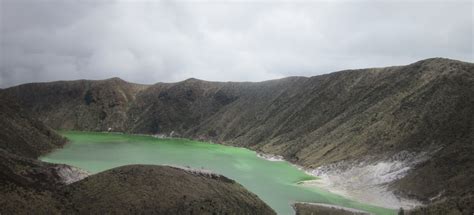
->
[64,165,274,214]
[0,149,68,214]
[0,94,67,158]
[3,58,473,212]
[2,77,147,131]
[0,93,77,213]
[0,93,275,214]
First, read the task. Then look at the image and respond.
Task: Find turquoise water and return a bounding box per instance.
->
[41,131,395,215]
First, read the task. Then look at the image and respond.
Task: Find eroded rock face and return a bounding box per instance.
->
[303,151,429,209]
[54,164,90,184]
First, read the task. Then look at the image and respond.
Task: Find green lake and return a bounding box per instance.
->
[41,131,395,215]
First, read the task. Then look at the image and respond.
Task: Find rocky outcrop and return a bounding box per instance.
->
[54,164,90,184]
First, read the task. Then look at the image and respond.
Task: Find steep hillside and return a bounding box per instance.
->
[4,58,474,209]
[3,77,147,131]
[0,93,66,158]
[0,93,81,213]
[0,149,66,214]
[0,88,275,214]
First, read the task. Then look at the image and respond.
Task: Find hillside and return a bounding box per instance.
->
[1,154,275,214]
[0,91,275,214]
[3,58,474,211]
[0,93,80,213]
[2,77,147,131]
[0,94,66,158]
[64,165,275,214]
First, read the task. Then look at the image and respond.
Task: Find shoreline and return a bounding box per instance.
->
[293,202,372,214]
[255,151,422,210]
[57,131,421,211]
[297,176,420,210]
[256,152,285,161]
[298,163,422,210]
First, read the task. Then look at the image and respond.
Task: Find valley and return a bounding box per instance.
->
[41,131,395,215]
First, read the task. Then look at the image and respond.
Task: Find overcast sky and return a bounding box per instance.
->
[0,0,472,88]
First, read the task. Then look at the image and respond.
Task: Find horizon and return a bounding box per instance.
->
[2,57,470,88]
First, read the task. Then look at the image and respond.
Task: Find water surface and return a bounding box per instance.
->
[41,131,395,215]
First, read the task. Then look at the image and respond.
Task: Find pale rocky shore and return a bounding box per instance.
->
[257,152,285,162]
[55,164,90,184]
[258,149,423,210]
[293,202,371,215]
[255,145,452,213]
[299,151,431,210]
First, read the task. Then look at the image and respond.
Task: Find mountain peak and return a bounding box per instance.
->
[105,77,125,82]
[413,57,469,66]
[183,78,202,82]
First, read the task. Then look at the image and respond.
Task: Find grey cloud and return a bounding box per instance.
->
[0,0,472,88]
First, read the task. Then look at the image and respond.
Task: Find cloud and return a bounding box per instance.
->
[0,0,472,88]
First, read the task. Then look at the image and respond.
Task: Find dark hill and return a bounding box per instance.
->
[3,77,147,131]
[1,153,275,214]
[65,165,275,214]
[0,94,66,158]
